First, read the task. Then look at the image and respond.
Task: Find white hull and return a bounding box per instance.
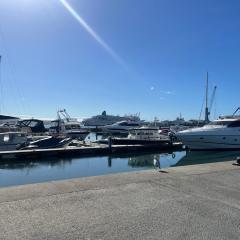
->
[176,119,240,150]
[180,135,240,150]
[102,121,142,134]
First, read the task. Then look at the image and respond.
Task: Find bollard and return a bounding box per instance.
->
[108,137,112,152]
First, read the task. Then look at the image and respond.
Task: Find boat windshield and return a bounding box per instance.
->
[65,125,80,130]
[50,121,60,127]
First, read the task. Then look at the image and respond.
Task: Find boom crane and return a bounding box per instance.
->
[209,86,217,118]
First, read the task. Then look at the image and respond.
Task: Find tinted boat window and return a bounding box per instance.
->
[228,121,240,128]
[127,123,139,126]
[119,122,128,126]
[208,121,232,126]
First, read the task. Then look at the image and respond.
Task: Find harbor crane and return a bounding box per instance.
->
[209,85,217,118]
[204,72,217,123]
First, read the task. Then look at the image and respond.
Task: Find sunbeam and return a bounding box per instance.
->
[59,0,129,71]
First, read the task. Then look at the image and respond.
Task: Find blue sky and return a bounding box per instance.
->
[0,0,239,121]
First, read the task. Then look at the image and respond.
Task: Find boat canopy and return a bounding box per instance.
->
[17,119,47,133]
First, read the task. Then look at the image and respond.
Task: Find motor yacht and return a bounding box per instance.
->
[101,120,143,134]
[111,126,170,145]
[49,109,89,140]
[19,136,72,150]
[176,113,240,150]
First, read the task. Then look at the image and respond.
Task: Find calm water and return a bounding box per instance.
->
[0,133,240,188]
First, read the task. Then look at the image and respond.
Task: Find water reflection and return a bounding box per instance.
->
[176,150,240,166]
[0,150,239,172]
[127,152,184,168]
[1,150,240,188]
[0,158,73,170]
[128,154,157,167]
[0,151,184,187]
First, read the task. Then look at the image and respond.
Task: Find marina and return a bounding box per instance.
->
[0,1,240,239]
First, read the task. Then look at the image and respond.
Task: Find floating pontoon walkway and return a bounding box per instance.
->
[0,142,183,160]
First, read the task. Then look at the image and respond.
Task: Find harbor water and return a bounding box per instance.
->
[1,149,240,188]
[0,134,240,188]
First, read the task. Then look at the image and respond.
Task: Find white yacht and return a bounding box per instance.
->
[49,109,89,140]
[128,127,169,141]
[106,126,171,145]
[176,115,240,150]
[101,120,143,134]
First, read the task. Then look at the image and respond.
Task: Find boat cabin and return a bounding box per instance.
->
[17,119,47,133]
[128,127,169,140]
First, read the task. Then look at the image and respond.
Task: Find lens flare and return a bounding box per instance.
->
[59,0,128,71]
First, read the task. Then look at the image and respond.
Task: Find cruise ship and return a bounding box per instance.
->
[82,111,141,126]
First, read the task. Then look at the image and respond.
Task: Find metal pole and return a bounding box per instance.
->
[205,72,209,123]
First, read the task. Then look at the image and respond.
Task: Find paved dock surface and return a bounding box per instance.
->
[0,161,240,240]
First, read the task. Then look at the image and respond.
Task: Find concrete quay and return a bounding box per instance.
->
[0,161,240,240]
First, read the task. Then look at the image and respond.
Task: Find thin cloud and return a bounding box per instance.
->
[166,91,175,95]
[160,90,175,95]
[150,86,155,91]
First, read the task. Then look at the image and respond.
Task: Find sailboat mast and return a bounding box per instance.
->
[206,72,208,109]
[205,72,209,123]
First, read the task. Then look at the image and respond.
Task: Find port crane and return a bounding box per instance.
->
[200,72,217,123]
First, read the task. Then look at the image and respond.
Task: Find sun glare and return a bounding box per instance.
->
[59,0,129,71]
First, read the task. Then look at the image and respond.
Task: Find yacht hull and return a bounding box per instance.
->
[176,111,240,150]
[178,135,240,150]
